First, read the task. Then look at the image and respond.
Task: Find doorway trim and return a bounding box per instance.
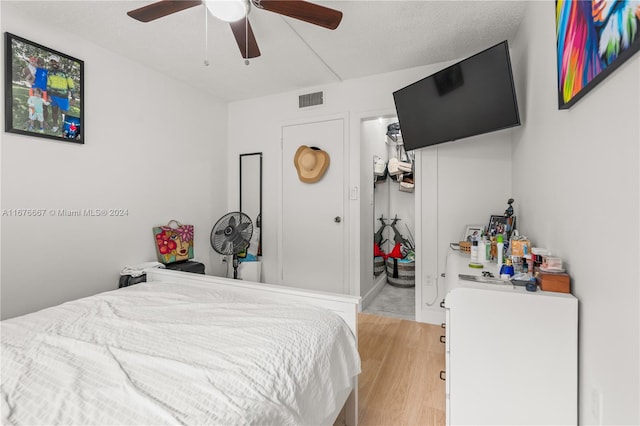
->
[354,109,415,306]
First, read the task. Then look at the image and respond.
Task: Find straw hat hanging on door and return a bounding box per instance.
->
[294,145,330,183]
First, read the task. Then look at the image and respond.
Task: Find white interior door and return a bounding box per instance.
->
[281,118,345,293]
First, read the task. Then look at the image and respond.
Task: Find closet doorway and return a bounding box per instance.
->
[360,116,415,320]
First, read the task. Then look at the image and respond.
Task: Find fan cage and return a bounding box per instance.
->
[210,212,253,256]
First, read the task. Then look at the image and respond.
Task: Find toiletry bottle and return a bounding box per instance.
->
[512,256,523,274]
[478,238,486,263]
[484,237,491,262]
[496,234,504,267]
[470,240,479,262]
[522,245,529,274]
[500,257,514,279]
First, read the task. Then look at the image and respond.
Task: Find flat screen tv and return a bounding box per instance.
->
[393,40,520,151]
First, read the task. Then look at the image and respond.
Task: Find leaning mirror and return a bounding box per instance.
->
[240,152,262,256]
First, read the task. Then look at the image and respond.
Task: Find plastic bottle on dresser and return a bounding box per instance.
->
[470,240,479,262]
[522,245,530,274]
[496,234,504,267]
[479,236,490,263]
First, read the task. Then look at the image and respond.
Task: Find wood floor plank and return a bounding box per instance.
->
[357,314,401,419]
[356,313,445,426]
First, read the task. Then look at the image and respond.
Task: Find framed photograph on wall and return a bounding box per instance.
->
[556,1,640,109]
[4,32,84,143]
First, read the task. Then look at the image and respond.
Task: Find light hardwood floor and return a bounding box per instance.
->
[356,313,446,426]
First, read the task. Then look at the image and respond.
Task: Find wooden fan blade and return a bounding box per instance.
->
[253,0,342,30]
[127,0,202,22]
[230,19,261,59]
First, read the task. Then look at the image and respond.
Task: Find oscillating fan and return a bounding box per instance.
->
[210,212,253,279]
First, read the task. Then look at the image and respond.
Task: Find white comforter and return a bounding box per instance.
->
[1,281,360,425]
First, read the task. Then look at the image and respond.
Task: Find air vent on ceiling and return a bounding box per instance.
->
[299,91,324,108]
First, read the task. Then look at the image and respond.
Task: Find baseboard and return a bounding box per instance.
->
[361,274,387,311]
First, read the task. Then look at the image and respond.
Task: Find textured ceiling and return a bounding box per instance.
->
[4,0,527,102]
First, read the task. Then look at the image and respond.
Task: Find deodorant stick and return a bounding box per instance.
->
[496,234,504,267]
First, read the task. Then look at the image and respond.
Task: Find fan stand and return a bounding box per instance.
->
[211,212,253,280]
[232,253,240,279]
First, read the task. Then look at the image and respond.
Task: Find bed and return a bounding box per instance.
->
[1,269,361,425]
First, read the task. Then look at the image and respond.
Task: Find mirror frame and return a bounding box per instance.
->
[239,152,262,256]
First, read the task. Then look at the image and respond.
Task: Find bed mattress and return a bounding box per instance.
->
[1,280,360,425]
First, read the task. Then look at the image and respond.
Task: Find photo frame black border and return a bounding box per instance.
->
[487,215,515,238]
[555,1,640,109]
[4,32,84,144]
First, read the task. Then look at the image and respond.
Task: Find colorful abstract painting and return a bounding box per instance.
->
[556,0,640,109]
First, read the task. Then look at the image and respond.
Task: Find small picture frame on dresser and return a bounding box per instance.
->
[487,215,516,238]
[463,225,484,242]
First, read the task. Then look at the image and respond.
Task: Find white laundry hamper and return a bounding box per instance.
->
[238,261,262,282]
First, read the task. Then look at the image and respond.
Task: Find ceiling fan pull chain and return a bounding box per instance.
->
[244,14,250,66]
[204,5,210,67]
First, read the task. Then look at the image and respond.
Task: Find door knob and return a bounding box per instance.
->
[334,216,342,223]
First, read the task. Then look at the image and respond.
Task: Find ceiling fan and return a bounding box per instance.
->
[127,0,343,59]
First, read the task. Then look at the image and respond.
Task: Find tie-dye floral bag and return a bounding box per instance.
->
[152,220,194,264]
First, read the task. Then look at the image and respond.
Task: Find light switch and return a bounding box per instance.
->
[350,186,358,200]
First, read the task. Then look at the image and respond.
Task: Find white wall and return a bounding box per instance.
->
[1,4,229,319]
[227,64,451,293]
[510,2,639,424]
[416,132,513,324]
[227,47,515,313]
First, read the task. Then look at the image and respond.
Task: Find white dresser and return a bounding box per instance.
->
[442,249,577,425]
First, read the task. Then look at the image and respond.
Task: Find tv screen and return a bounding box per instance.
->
[393,41,520,151]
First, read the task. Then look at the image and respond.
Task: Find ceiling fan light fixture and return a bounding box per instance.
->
[206,0,248,22]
